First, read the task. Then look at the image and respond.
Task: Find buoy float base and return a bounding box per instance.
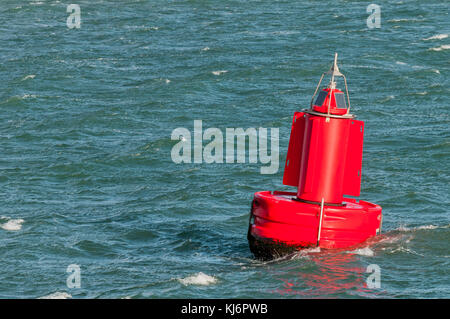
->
[248,191,382,260]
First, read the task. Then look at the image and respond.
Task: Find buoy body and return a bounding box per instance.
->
[248,54,382,260]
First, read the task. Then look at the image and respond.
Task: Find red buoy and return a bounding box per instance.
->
[248,53,382,260]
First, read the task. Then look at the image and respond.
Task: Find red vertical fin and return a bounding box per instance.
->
[343,120,364,197]
[283,112,306,187]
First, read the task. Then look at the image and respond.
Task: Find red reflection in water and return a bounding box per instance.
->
[273,249,374,297]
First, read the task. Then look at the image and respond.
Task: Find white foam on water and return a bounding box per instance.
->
[291,246,321,259]
[21,74,36,81]
[429,45,450,51]
[423,34,448,41]
[379,95,395,103]
[347,247,374,257]
[396,61,407,65]
[212,70,227,76]
[388,18,425,23]
[39,292,72,299]
[21,94,37,99]
[1,218,24,231]
[201,47,210,51]
[416,225,439,230]
[378,234,409,246]
[397,224,410,232]
[398,224,430,231]
[178,272,217,286]
[396,224,448,233]
[388,19,412,22]
[388,246,424,257]
[301,246,321,254]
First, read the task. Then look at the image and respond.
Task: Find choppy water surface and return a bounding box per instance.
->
[0,0,448,298]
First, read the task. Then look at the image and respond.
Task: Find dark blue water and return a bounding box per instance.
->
[0,0,448,298]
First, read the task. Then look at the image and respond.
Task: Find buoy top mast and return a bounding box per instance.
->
[308,53,352,117]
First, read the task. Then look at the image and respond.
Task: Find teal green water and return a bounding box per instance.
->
[0,0,448,298]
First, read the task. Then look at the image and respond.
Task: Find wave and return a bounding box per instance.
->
[212,70,228,76]
[297,246,321,256]
[388,18,425,23]
[21,74,36,81]
[396,224,447,232]
[0,94,37,105]
[38,292,72,299]
[178,272,218,286]
[21,94,37,99]
[423,34,448,41]
[346,247,374,256]
[429,45,450,51]
[378,95,395,103]
[386,246,424,257]
[0,217,24,231]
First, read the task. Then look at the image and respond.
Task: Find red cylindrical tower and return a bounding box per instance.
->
[297,114,352,204]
